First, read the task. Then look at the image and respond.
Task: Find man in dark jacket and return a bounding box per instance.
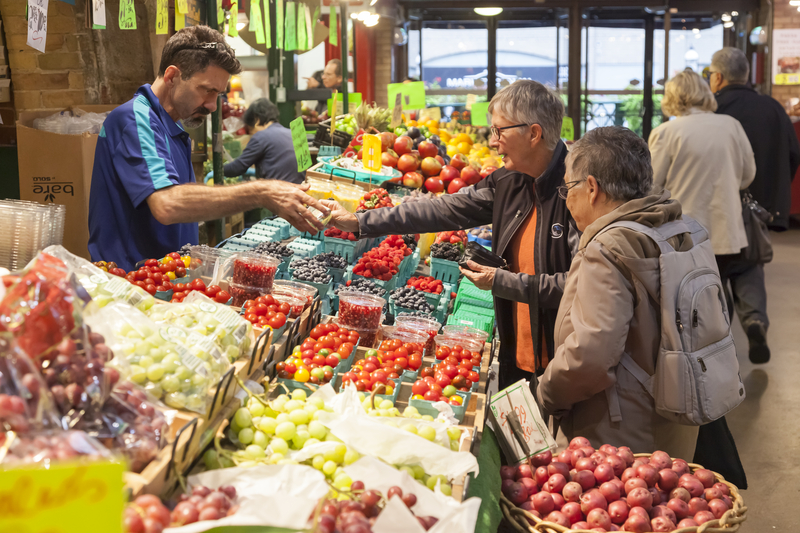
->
[709,47,800,363]
[323,80,578,389]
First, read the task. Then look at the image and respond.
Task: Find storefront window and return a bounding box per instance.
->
[420,22,488,107]
[497,22,559,90]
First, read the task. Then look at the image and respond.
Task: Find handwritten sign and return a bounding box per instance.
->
[284,1,297,50]
[290,116,312,172]
[363,134,382,172]
[275,0,283,49]
[228,0,239,37]
[175,0,186,30]
[296,2,307,51]
[27,0,48,52]
[419,107,441,122]
[387,81,426,111]
[489,380,556,464]
[264,0,271,48]
[389,92,402,129]
[329,3,337,46]
[327,93,362,117]
[250,0,265,43]
[560,116,574,141]
[118,0,136,29]
[155,0,167,34]
[92,0,106,29]
[470,101,490,126]
[0,460,126,533]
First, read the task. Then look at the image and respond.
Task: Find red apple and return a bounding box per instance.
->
[403,172,424,188]
[379,132,397,151]
[420,156,443,178]
[480,165,498,178]
[448,178,467,194]
[381,150,398,168]
[397,154,420,174]
[357,149,363,160]
[439,165,459,183]
[461,166,481,185]
[394,136,413,156]
[418,141,438,159]
[450,153,469,170]
[435,155,445,166]
[424,177,444,193]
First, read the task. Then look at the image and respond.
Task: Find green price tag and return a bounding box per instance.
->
[296,3,307,51]
[264,0,271,48]
[284,1,297,50]
[155,0,167,34]
[387,82,426,110]
[276,0,284,49]
[290,116,312,172]
[119,0,136,29]
[251,0,265,44]
[329,4,337,46]
[471,102,490,126]
[327,93,362,117]
[561,117,574,141]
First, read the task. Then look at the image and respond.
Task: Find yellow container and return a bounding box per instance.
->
[418,232,436,258]
[306,179,335,200]
[333,185,363,213]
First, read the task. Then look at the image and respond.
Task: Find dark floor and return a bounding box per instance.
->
[726,229,800,531]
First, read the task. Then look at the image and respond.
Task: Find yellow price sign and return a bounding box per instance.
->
[363,134,382,172]
[0,459,126,532]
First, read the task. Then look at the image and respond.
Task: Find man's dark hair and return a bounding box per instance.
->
[243,98,280,128]
[328,59,342,77]
[311,70,324,86]
[158,25,242,79]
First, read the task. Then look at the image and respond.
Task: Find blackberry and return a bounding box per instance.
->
[335,278,386,298]
[402,235,417,251]
[430,242,461,261]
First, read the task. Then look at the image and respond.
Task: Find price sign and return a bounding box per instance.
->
[470,102,490,126]
[290,116,312,172]
[419,107,441,122]
[118,0,136,30]
[327,93,362,117]
[0,459,126,533]
[387,82,426,111]
[92,0,106,29]
[363,134,382,172]
[561,116,574,141]
[27,0,49,52]
[155,0,167,34]
[489,380,556,464]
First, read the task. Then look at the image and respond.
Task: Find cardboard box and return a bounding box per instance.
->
[17,105,117,259]
[489,379,557,465]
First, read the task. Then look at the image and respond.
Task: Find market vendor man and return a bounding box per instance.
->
[322,80,579,389]
[88,26,328,271]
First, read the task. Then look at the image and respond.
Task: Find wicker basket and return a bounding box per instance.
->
[500,453,747,533]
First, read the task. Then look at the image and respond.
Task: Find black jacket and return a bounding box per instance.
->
[357,142,578,388]
[715,85,800,230]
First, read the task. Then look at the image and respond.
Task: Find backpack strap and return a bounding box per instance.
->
[605,352,655,424]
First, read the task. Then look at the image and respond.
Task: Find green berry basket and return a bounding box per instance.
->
[409,390,470,423]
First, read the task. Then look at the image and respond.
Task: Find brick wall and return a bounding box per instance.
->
[772,0,800,105]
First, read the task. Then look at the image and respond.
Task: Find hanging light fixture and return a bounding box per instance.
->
[364,14,380,27]
[474,7,503,16]
[721,13,731,22]
[723,21,734,28]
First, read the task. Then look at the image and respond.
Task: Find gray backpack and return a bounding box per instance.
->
[599,217,745,426]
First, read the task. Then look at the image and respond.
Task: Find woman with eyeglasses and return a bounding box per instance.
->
[322,80,578,390]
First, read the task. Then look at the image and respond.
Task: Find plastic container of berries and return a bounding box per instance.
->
[228,281,269,307]
[442,325,490,345]
[337,292,386,330]
[394,314,442,355]
[229,252,281,292]
[273,280,317,308]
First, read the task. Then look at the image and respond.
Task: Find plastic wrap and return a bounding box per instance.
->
[1,429,113,467]
[147,292,253,363]
[86,302,230,414]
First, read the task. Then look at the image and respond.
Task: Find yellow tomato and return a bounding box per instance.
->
[408,120,418,127]
[446,145,458,157]
[182,256,191,268]
[295,367,310,382]
[167,271,176,280]
[439,131,452,143]
[457,142,472,155]
[426,119,439,130]
[450,396,463,405]
[456,133,473,145]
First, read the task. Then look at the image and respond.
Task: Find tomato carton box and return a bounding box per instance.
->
[489,379,557,465]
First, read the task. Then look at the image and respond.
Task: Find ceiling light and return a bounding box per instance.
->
[723,21,734,28]
[721,13,731,21]
[364,14,380,27]
[731,11,739,16]
[370,0,378,5]
[474,7,503,16]
[350,12,358,19]
[357,10,370,21]
[692,28,700,34]
[791,1,800,5]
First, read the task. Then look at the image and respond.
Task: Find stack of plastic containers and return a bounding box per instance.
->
[0,200,66,270]
[226,252,281,306]
[394,313,442,356]
[336,291,385,348]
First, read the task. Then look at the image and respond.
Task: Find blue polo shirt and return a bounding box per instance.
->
[88,84,198,271]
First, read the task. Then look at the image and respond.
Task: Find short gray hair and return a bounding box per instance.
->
[488,80,564,150]
[711,47,750,85]
[566,126,652,202]
[662,69,718,117]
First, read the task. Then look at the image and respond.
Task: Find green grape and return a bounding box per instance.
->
[230,419,243,435]
[400,466,416,478]
[138,355,154,368]
[234,408,253,428]
[427,475,449,491]
[248,399,266,417]
[129,365,146,384]
[275,421,297,441]
[304,404,319,417]
[322,460,337,476]
[303,438,321,449]
[379,400,394,410]
[160,375,180,393]
[389,408,401,417]
[293,430,310,449]
[333,474,352,489]
[203,449,220,470]
[253,430,268,449]
[307,397,325,410]
[418,426,436,442]
[238,428,254,445]
[270,437,289,455]
[258,417,278,435]
[308,421,327,440]
[412,465,426,480]
[401,424,418,435]
[447,427,462,441]
[276,413,290,424]
[378,409,390,417]
[245,444,265,459]
[289,409,310,426]
[219,455,235,468]
[175,366,192,380]
[440,484,452,496]
[421,415,435,422]
[283,400,302,413]
[450,440,460,451]
[332,444,346,464]
[343,449,360,465]
[291,389,307,402]
[324,433,342,443]
[296,424,308,433]
[180,379,194,392]
[144,382,163,399]
[162,353,180,373]
[251,416,263,428]
[225,345,239,361]
[135,341,155,357]
[164,392,187,409]
[149,347,166,362]
[238,460,258,468]
[367,409,379,417]
[269,453,285,464]
[146,363,165,382]
[312,455,325,470]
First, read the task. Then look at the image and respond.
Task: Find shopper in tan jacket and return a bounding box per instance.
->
[537,126,698,460]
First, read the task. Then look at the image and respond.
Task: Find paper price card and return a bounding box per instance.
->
[561,116,574,141]
[290,116,312,172]
[155,0,167,34]
[329,3,337,46]
[118,0,136,29]
[327,92,362,117]
[92,0,106,30]
[489,380,556,464]
[27,0,48,52]
[389,92,402,129]
[470,101,490,126]
[387,81,426,111]
[250,0,265,44]
[419,106,441,122]
[0,459,126,533]
[363,134,382,172]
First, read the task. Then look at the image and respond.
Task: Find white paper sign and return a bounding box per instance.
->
[489,379,557,464]
[27,0,48,53]
[93,0,106,28]
[773,28,800,85]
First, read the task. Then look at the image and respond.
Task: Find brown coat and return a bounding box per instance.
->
[536,191,698,459]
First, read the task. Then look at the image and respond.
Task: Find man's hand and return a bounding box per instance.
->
[459,260,496,291]
[259,181,330,234]
[319,199,360,233]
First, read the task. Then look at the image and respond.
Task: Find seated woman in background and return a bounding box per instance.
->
[223,98,305,184]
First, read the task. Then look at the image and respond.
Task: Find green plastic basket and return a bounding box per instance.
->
[447,313,494,335]
[409,390,470,423]
[324,236,367,263]
[430,257,461,285]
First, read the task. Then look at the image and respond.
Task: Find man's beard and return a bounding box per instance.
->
[182,107,210,129]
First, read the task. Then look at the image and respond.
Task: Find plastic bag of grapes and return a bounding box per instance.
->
[147,291,253,363]
[86,302,230,414]
[76,381,176,473]
[43,245,156,312]
[1,428,114,467]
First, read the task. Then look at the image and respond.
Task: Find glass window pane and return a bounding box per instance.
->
[409,28,420,80]
[496,24,558,89]
[421,23,488,98]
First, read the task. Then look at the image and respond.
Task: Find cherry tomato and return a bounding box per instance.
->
[269,313,287,330]
[214,290,231,303]
[205,285,221,297]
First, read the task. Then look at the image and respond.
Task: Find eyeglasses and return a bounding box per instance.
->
[557,179,586,200]
[490,123,531,139]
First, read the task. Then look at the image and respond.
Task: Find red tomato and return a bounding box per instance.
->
[244,312,259,323]
[169,252,182,260]
[145,258,159,267]
[190,278,206,291]
[269,313,287,329]
[175,283,186,291]
[214,290,231,303]
[205,285,221,297]
[243,299,256,308]
[263,294,276,306]
[144,284,157,295]
[175,267,187,278]
[339,342,354,357]
[278,302,291,315]
[253,303,268,316]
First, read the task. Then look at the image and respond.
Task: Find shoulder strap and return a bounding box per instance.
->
[592,218,696,255]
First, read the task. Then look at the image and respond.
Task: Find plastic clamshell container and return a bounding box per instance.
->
[395,313,441,355]
[273,279,317,307]
[442,325,490,344]
[434,334,485,356]
[337,291,386,330]
[228,281,269,307]
[230,252,281,291]
[271,293,306,318]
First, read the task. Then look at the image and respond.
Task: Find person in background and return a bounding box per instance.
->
[321,80,578,390]
[88,26,327,271]
[709,47,800,364]
[649,69,755,310]
[537,126,699,460]
[305,70,327,116]
[223,98,305,184]
[322,59,343,90]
